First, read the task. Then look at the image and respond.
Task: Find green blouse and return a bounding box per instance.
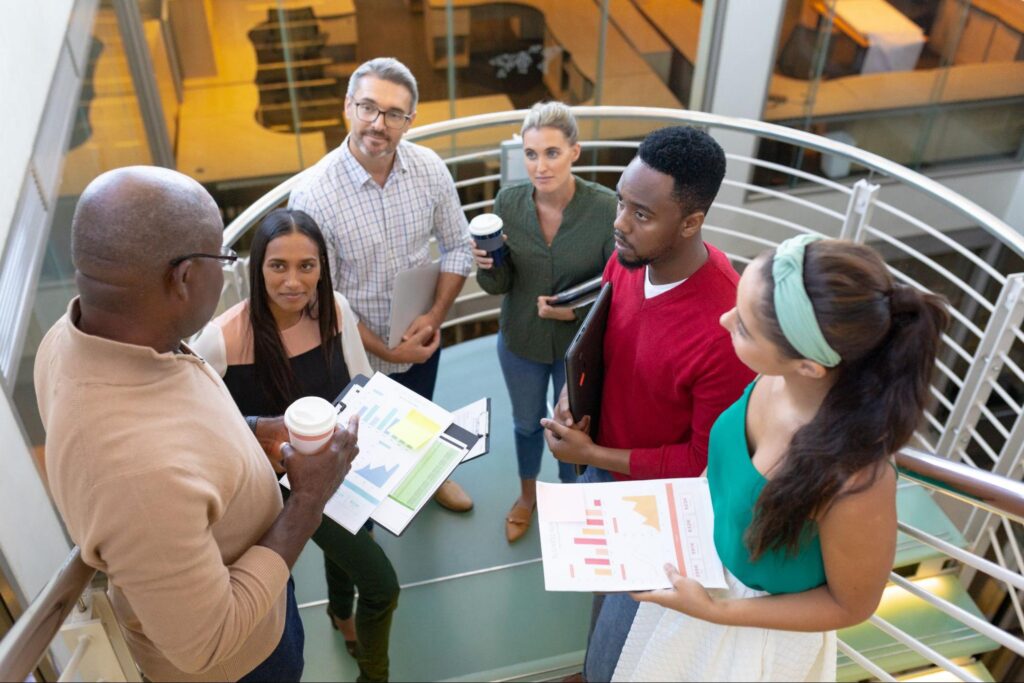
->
[707,381,827,594]
[476,176,616,364]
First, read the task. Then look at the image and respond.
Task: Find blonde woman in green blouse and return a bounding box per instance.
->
[475,101,616,543]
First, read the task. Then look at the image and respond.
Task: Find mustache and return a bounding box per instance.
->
[614,231,632,249]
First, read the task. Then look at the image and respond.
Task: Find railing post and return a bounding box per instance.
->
[59,590,141,682]
[934,274,1024,467]
[838,178,880,243]
[958,281,1024,570]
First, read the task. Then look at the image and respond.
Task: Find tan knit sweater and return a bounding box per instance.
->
[34,300,290,681]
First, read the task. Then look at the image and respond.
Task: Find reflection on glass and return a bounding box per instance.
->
[149,0,707,208]
[14,1,154,446]
[762,0,1024,184]
[165,0,332,195]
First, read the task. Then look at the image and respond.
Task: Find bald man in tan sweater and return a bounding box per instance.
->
[34,167,358,681]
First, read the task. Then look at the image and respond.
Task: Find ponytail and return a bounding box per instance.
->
[747,243,950,560]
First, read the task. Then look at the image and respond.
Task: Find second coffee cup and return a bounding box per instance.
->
[469,213,508,267]
[284,396,338,454]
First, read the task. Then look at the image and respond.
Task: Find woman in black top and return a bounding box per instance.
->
[194,209,398,682]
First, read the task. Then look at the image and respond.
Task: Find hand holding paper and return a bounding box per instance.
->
[631,563,720,622]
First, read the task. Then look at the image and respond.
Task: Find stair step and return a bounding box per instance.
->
[894,483,967,569]
[837,574,999,681]
[258,77,338,92]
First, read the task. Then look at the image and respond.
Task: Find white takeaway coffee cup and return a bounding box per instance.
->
[283,396,338,454]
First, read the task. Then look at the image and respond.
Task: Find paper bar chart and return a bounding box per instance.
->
[357,405,402,432]
[537,479,727,591]
[571,500,616,578]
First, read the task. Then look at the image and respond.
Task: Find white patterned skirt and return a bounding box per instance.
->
[612,570,836,682]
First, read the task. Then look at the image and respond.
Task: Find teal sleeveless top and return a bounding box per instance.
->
[707,382,827,594]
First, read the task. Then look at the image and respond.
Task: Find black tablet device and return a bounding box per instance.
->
[564,282,612,431]
[549,275,603,308]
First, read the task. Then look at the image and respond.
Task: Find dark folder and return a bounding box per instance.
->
[564,282,612,434]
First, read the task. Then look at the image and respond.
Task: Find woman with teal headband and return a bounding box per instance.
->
[612,236,949,681]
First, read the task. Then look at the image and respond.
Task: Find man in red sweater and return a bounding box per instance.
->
[542,126,754,681]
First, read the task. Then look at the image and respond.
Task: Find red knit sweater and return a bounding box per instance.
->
[599,244,755,480]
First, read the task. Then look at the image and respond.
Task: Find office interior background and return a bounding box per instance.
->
[2,0,1024,680]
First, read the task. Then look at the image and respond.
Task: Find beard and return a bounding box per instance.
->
[355,130,395,158]
[616,251,650,270]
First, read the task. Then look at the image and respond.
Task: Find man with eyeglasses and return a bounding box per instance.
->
[34,166,359,682]
[289,57,475,514]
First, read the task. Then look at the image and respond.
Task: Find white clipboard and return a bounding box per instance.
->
[388,261,441,348]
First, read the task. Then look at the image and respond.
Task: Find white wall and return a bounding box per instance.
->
[0,0,76,250]
[0,393,70,605]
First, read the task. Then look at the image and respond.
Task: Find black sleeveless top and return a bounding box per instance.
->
[222,339,351,417]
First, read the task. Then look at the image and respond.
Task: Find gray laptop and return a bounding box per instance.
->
[388,261,441,348]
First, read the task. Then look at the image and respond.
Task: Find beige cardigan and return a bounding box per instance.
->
[34,300,290,681]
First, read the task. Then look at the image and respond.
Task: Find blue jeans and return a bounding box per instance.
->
[239,577,304,682]
[496,333,576,483]
[576,467,637,683]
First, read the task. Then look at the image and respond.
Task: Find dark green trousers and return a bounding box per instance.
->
[312,517,400,682]
[282,487,400,682]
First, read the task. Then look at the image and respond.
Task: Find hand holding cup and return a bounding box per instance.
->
[281,397,360,509]
[469,214,507,268]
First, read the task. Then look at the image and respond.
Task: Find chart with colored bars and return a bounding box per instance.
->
[357,404,401,433]
[537,479,727,592]
[314,373,463,534]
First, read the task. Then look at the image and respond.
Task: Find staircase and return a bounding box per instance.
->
[837,482,999,680]
[247,6,357,134]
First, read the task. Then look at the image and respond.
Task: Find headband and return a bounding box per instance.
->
[772,234,841,368]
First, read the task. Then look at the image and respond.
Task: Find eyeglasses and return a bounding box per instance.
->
[352,100,412,129]
[168,245,239,267]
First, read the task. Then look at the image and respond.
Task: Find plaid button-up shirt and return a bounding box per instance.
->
[289,138,473,374]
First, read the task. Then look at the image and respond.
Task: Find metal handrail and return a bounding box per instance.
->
[897,448,1024,524]
[0,547,95,682]
[221,107,1024,258]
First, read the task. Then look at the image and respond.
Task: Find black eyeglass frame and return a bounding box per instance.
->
[351,100,413,129]
[168,246,239,268]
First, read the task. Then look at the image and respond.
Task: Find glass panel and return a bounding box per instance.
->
[153,0,707,211]
[164,0,324,217]
[145,1,181,148]
[761,0,1024,184]
[12,0,153,447]
[409,0,705,155]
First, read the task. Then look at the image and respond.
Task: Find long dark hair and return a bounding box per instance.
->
[747,240,950,560]
[248,208,339,413]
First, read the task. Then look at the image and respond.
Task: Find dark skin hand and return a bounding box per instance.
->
[254,416,289,473]
[256,416,359,568]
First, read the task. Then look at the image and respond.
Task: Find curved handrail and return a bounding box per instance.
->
[222,107,1024,259]
[0,547,95,682]
[897,447,1024,524]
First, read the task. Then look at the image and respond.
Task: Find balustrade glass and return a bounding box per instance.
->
[761,0,1024,185]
